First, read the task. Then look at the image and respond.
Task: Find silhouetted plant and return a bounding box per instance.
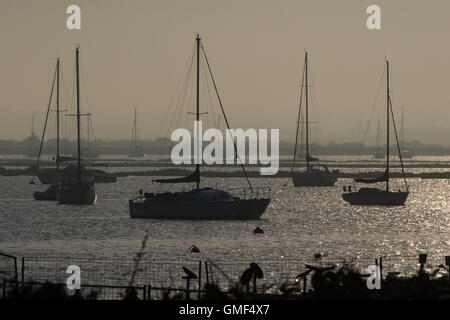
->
[121,229,149,300]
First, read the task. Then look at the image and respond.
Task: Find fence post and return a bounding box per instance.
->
[14,257,18,286]
[185,278,190,300]
[143,285,147,301]
[148,285,151,300]
[379,257,383,282]
[198,261,202,300]
[205,261,209,285]
[21,257,25,292]
[2,278,6,299]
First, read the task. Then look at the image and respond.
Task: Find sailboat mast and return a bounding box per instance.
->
[196,34,201,190]
[56,58,60,170]
[305,52,310,169]
[386,60,390,192]
[76,46,82,184]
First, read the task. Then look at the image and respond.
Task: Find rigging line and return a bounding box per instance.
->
[361,66,386,145]
[389,96,409,191]
[308,63,321,157]
[155,44,196,159]
[292,59,306,173]
[157,45,196,159]
[169,48,195,147]
[66,56,77,149]
[79,64,94,143]
[201,43,253,190]
[202,54,218,129]
[32,61,58,179]
[89,114,99,151]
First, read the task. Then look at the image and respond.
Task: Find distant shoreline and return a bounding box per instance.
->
[1,166,450,179]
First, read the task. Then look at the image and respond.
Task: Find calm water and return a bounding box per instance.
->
[1,175,449,266]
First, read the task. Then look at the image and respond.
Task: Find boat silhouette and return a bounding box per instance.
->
[291,52,338,186]
[342,59,409,206]
[129,34,270,219]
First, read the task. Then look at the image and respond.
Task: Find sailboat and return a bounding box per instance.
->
[33,58,64,200]
[342,59,409,206]
[129,34,270,219]
[373,116,385,159]
[57,46,97,205]
[128,108,145,158]
[291,52,339,187]
[401,106,413,159]
[35,59,115,185]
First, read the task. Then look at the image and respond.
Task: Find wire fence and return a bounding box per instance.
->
[1,252,450,300]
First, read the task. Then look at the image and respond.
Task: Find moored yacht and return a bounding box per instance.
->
[57,46,97,205]
[291,52,338,187]
[342,59,409,206]
[129,34,270,219]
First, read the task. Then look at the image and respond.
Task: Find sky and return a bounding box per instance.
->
[1,0,450,145]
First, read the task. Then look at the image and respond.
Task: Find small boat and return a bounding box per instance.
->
[33,184,62,201]
[57,181,97,204]
[37,166,116,184]
[291,52,338,186]
[128,108,145,158]
[129,34,270,220]
[57,46,97,205]
[342,59,409,206]
[292,164,338,187]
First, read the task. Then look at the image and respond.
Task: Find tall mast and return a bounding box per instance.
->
[305,52,310,169]
[196,34,201,190]
[56,58,60,170]
[76,46,82,184]
[386,60,390,192]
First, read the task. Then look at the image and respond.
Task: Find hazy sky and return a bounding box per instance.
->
[1,0,450,144]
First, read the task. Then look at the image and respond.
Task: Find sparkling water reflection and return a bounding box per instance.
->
[1,176,449,271]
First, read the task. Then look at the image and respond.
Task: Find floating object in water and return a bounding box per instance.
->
[190,245,200,253]
[253,227,264,234]
[314,253,322,260]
